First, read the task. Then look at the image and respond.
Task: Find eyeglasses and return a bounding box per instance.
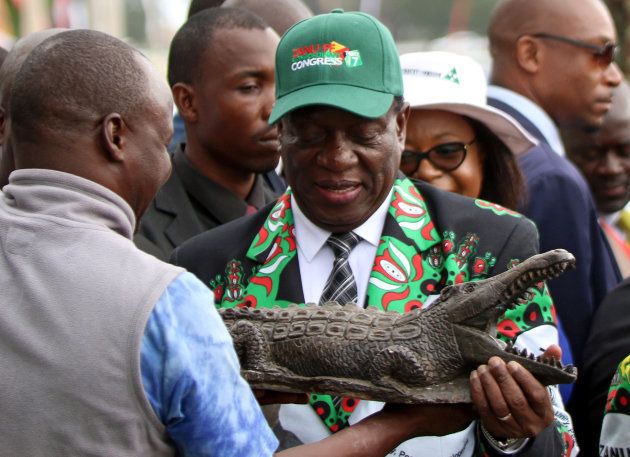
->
[531,33,618,68]
[400,139,475,175]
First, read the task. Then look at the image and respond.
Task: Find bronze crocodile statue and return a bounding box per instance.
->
[220,249,577,404]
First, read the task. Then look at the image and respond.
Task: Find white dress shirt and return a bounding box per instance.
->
[291,190,391,308]
[488,85,566,156]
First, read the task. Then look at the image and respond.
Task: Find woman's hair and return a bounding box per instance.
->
[467,117,526,210]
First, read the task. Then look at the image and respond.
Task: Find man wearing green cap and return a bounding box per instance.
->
[173,9,575,457]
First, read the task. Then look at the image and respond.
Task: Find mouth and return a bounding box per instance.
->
[258,136,279,150]
[600,184,629,198]
[496,254,575,312]
[452,249,576,331]
[257,127,279,150]
[315,180,362,205]
[594,97,614,112]
[450,249,578,384]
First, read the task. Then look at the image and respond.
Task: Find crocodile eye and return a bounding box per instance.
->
[440,285,454,298]
[464,283,477,293]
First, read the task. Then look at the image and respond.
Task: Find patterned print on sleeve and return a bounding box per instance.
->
[600,355,630,456]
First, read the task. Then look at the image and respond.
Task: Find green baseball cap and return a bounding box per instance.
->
[268,8,403,124]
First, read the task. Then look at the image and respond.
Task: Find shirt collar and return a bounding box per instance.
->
[292,188,393,262]
[487,85,566,156]
[601,201,630,225]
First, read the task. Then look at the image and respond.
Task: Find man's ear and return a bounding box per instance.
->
[395,102,410,151]
[101,113,126,162]
[515,35,541,74]
[172,82,197,123]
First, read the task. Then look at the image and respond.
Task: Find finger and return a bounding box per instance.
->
[252,388,265,399]
[470,369,490,415]
[541,344,562,361]
[478,361,513,419]
[507,361,554,422]
[487,357,543,426]
[471,367,513,437]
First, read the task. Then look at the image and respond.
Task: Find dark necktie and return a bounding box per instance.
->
[319,232,361,305]
[310,231,361,433]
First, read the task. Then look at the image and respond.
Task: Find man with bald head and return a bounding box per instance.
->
[0,28,474,457]
[487,0,622,401]
[565,81,630,277]
[0,28,66,188]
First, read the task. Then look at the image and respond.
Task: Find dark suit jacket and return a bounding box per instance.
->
[172,179,565,456]
[578,279,630,456]
[135,145,282,261]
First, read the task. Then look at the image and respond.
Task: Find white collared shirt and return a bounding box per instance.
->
[488,85,566,156]
[291,190,391,308]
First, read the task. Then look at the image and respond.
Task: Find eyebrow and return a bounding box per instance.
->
[230,69,273,79]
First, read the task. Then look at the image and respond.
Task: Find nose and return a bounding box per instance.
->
[413,156,443,181]
[597,148,625,175]
[604,62,623,87]
[316,131,358,171]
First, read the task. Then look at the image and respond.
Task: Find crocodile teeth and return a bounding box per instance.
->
[520,348,528,357]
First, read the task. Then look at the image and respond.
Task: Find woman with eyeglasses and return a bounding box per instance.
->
[400,52,536,210]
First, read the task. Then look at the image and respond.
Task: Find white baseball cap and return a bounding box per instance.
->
[400,51,537,155]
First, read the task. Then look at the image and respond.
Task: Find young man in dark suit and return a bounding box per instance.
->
[136,8,282,260]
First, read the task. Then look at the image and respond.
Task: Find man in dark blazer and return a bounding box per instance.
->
[579,278,630,456]
[173,10,576,457]
[486,0,622,407]
[136,8,283,261]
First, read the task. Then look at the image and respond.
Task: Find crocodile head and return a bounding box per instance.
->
[432,248,577,385]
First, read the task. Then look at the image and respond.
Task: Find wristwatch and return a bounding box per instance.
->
[479,423,530,455]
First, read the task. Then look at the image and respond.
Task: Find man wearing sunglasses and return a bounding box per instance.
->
[487,0,623,422]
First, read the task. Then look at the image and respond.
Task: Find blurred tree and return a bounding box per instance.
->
[605,0,629,73]
[302,0,499,41]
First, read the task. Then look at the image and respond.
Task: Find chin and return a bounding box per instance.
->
[247,158,281,174]
[599,201,629,215]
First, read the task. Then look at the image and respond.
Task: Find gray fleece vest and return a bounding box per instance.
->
[0,170,183,456]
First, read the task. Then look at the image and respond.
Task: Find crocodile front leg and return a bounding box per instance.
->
[368,345,428,391]
[229,320,270,371]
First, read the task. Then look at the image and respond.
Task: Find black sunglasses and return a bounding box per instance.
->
[531,33,618,68]
[400,139,475,175]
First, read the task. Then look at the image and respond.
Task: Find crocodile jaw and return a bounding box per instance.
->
[434,249,577,384]
[438,249,575,328]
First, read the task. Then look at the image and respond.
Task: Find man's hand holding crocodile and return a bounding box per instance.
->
[470,345,561,451]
